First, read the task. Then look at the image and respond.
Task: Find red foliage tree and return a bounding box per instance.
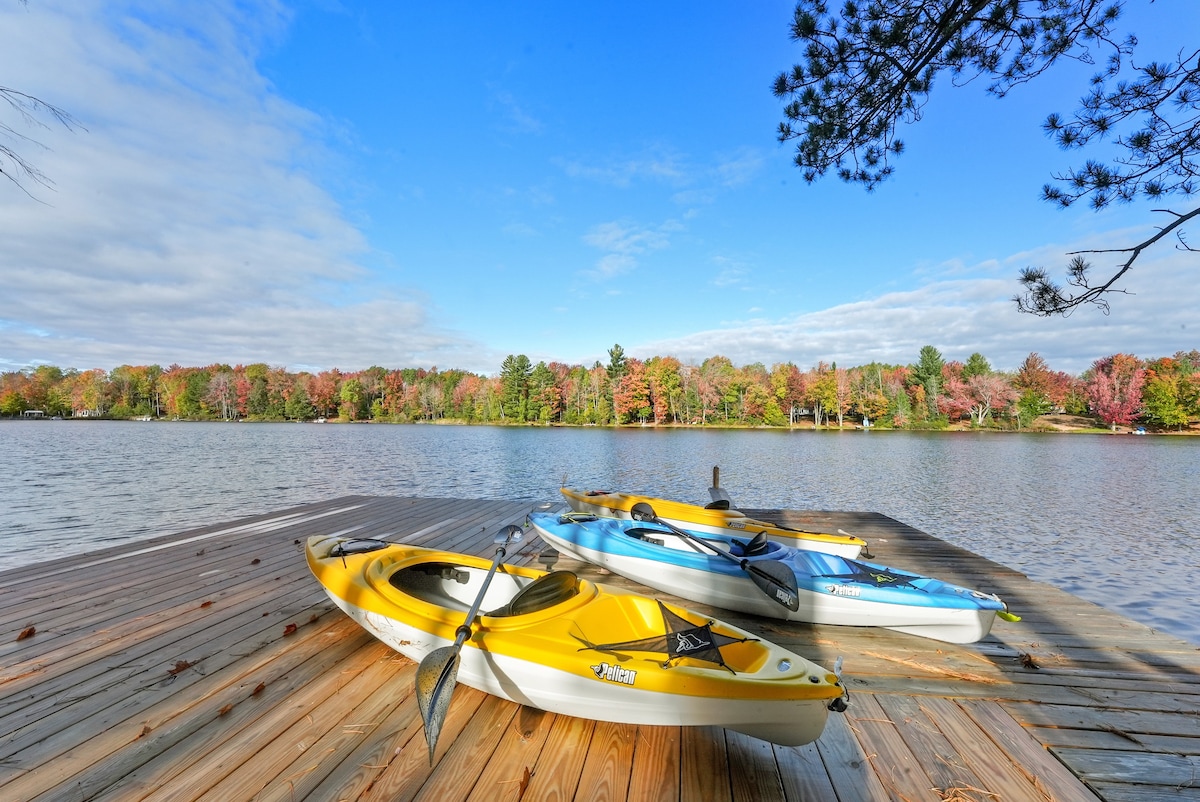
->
[967,374,1018,426]
[938,376,974,422]
[613,358,651,424]
[1086,354,1145,430]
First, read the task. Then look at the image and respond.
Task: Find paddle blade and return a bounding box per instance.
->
[416,645,460,764]
[495,524,524,545]
[746,559,800,611]
[630,502,656,522]
[708,485,733,506]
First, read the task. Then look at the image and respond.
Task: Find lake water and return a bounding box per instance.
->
[3,420,1198,644]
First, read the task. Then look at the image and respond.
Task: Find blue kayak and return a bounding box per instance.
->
[529,512,1014,644]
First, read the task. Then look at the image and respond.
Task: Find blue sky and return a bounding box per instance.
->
[2,0,1197,378]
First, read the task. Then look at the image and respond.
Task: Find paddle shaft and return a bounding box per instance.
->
[645,515,751,568]
[454,543,509,643]
[417,525,523,764]
[628,502,799,612]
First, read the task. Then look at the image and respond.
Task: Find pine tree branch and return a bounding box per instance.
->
[1014,205,1200,315]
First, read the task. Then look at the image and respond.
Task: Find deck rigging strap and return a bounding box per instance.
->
[814,560,927,591]
[576,600,753,673]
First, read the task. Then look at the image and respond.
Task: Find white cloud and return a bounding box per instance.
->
[582,220,673,278]
[0,0,487,374]
[713,147,765,187]
[558,147,686,188]
[491,90,543,135]
[637,247,1199,375]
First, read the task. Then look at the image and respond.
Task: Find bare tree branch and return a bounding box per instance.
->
[1014,205,1200,315]
[1,85,84,197]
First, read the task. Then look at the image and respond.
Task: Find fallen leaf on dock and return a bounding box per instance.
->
[17,626,36,641]
[283,623,298,636]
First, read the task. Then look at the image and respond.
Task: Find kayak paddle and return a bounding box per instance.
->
[630,502,799,611]
[415,523,524,764]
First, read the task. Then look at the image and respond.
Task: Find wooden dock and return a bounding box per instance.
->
[2,495,1198,801]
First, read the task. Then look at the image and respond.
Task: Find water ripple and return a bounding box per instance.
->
[2,421,1196,644]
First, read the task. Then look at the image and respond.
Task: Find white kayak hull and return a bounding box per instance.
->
[535,523,998,644]
[320,588,833,745]
[306,537,847,746]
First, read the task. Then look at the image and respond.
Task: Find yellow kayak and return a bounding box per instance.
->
[306,534,847,746]
[560,488,866,558]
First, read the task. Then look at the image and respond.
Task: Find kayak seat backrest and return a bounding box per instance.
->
[732,531,771,557]
[487,571,579,617]
[744,531,769,555]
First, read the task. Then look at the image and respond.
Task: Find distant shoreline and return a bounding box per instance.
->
[8,413,1198,435]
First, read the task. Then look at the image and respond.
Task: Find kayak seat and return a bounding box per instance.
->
[733,531,771,557]
[704,499,731,510]
[487,571,579,617]
[626,527,666,545]
[745,531,769,555]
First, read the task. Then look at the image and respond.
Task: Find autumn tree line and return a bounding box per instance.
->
[3,345,1199,431]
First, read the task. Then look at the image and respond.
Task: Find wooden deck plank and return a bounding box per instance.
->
[845,693,941,801]
[1053,748,1200,789]
[18,615,368,802]
[916,696,1067,801]
[725,729,786,802]
[356,684,490,802]
[0,576,321,718]
[872,693,990,793]
[3,495,1198,801]
[573,719,636,801]
[248,655,417,802]
[679,725,732,802]
[296,670,425,802]
[1025,726,1200,755]
[190,641,404,802]
[0,585,331,772]
[462,706,556,802]
[411,693,521,802]
[1001,701,1200,738]
[627,725,680,802]
[133,635,393,802]
[772,741,840,802]
[0,542,302,663]
[520,713,594,801]
[1086,782,1200,801]
[959,698,1105,802]
[812,713,893,801]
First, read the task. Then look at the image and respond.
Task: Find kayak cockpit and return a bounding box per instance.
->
[624,526,784,559]
[388,561,580,618]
